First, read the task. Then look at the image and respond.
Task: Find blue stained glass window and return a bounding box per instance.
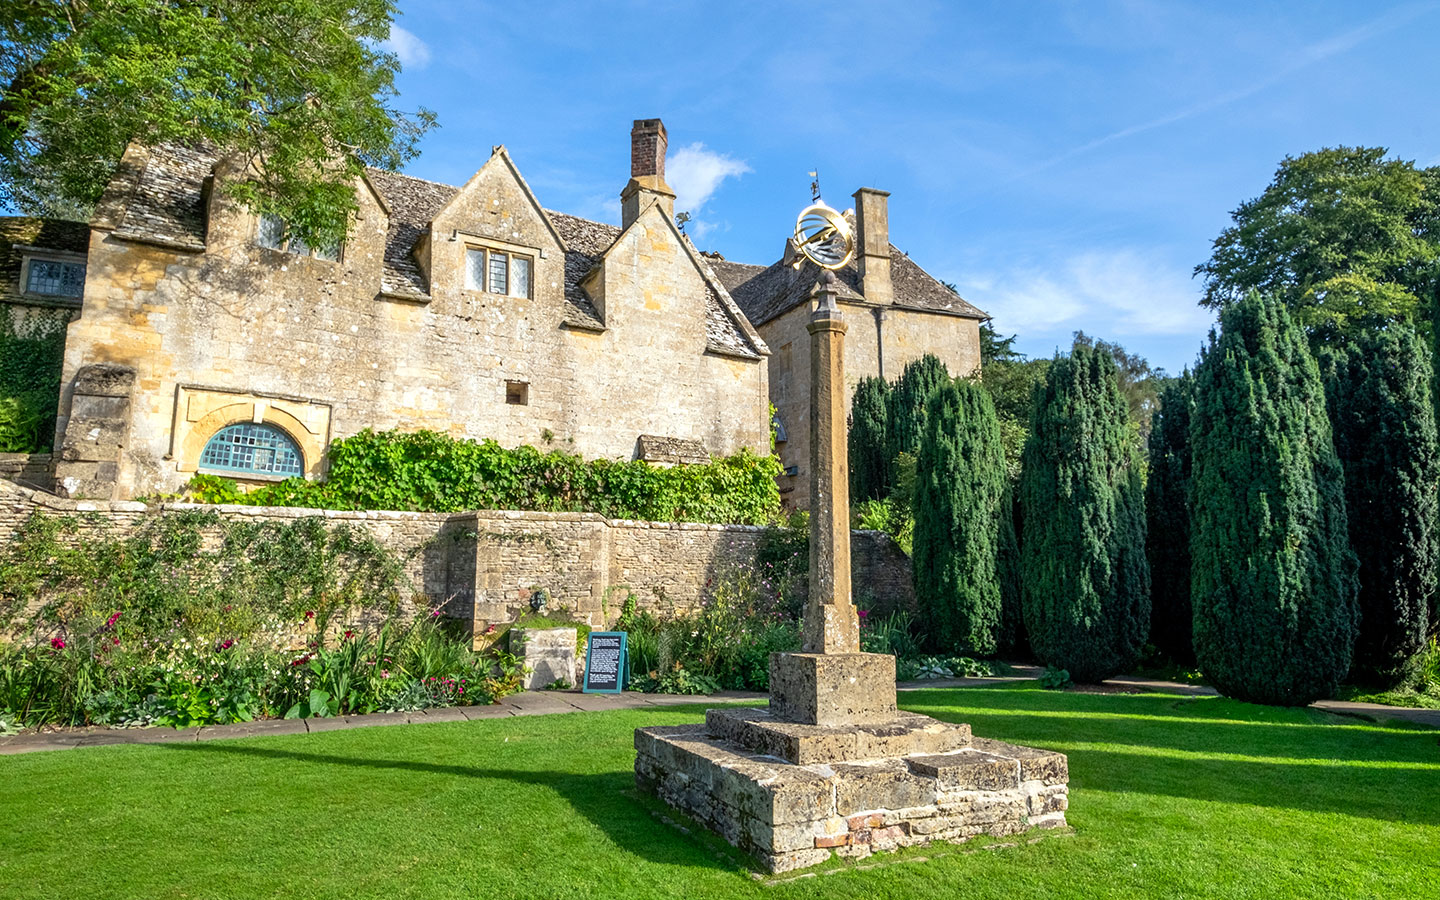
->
[199,424,304,477]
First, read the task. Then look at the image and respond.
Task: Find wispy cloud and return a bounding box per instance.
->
[382,25,431,70]
[667,143,751,215]
[962,248,1215,338]
[988,3,1438,195]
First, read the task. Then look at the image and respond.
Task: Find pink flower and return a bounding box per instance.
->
[104,611,122,629]
[50,636,66,650]
[218,638,234,650]
[430,609,442,618]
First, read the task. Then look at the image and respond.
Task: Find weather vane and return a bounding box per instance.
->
[675,211,690,233]
[808,169,821,202]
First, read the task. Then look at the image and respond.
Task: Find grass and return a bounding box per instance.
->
[1,683,1436,899]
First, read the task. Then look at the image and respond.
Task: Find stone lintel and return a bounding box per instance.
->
[906,749,1022,792]
[705,707,970,765]
[769,652,897,726]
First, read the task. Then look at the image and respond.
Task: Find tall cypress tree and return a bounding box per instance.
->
[996,484,1025,655]
[1326,323,1438,687]
[1145,372,1195,664]
[887,355,951,469]
[849,376,892,502]
[913,380,1007,655]
[1019,342,1150,682]
[1191,292,1358,706]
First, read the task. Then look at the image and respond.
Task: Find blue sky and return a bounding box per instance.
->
[380,1,1440,374]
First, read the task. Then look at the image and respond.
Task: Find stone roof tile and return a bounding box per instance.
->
[0,216,91,305]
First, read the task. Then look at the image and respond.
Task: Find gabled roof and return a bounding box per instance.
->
[100,142,216,251]
[0,217,91,304]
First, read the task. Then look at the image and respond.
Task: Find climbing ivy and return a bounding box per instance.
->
[0,306,68,452]
[185,428,784,525]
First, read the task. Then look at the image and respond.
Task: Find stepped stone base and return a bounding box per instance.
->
[634,706,1069,873]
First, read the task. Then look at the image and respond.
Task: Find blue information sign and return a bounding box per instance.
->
[582,631,628,694]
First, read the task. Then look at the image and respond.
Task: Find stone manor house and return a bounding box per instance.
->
[1,119,986,505]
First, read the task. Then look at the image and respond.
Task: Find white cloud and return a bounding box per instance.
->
[961,249,1215,338]
[667,143,751,215]
[381,25,431,70]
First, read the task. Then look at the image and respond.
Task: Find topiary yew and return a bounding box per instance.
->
[1190,292,1358,705]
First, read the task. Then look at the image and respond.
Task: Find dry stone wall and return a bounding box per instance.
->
[1,480,915,635]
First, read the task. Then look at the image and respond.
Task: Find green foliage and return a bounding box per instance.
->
[0,307,67,452]
[0,1,436,247]
[978,324,1051,482]
[886,354,951,469]
[1323,323,1439,687]
[1073,330,1169,449]
[1196,146,1440,343]
[1019,341,1150,683]
[858,610,923,659]
[848,376,892,501]
[1038,665,1073,690]
[1190,292,1359,706]
[1145,372,1196,664]
[183,428,783,525]
[912,380,1007,656]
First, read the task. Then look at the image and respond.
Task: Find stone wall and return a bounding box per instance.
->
[1,479,915,635]
[0,453,53,490]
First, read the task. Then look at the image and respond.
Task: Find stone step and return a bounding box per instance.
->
[705,707,971,764]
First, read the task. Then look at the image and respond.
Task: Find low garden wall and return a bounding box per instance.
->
[0,478,916,635]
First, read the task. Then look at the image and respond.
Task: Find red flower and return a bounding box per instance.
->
[50,636,66,650]
[344,630,354,640]
[104,611,122,629]
[218,638,234,650]
[304,610,315,620]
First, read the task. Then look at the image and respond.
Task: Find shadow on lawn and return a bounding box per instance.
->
[159,740,743,872]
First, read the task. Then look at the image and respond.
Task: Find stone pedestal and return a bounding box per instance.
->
[512,627,577,690]
[633,266,1069,872]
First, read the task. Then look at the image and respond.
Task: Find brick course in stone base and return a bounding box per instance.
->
[634,708,1069,873]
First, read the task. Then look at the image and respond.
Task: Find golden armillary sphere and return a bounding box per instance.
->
[791,203,854,271]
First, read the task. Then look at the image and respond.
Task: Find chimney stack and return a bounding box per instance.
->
[852,188,893,306]
[622,118,677,229]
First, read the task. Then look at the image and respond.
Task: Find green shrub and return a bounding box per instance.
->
[912,379,1007,656]
[1020,341,1150,683]
[1323,324,1439,688]
[184,429,782,525]
[849,376,892,501]
[1145,372,1196,664]
[1191,292,1358,706]
[886,355,951,470]
[0,307,67,453]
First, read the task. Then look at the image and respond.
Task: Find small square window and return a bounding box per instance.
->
[257,213,340,261]
[489,252,509,295]
[26,259,86,298]
[505,380,529,406]
[465,248,486,290]
[257,214,286,250]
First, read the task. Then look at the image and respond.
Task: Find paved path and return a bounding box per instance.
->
[4,673,1437,757]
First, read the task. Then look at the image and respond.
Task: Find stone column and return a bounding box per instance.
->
[803,271,858,654]
[768,271,897,727]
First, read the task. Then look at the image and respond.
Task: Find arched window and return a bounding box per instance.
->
[199,423,304,477]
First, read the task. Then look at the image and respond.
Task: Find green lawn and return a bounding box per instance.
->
[1,684,1436,899]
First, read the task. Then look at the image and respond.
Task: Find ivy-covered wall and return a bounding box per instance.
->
[0,304,71,453]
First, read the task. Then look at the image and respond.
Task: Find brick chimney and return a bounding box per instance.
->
[621,118,677,229]
[852,187,893,306]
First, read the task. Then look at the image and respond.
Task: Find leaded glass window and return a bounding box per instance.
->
[488,251,509,295]
[199,423,304,477]
[466,248,486,289]
[257,214,286,250]
[511,256,531,298]
[26,259,86,298]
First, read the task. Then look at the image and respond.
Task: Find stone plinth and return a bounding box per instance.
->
[769,652,897,726]
[512,627,577,690]
[635,716,1069,873]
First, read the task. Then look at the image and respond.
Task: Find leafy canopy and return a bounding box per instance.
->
[1195,147,1440,341]
[0,0,436,246]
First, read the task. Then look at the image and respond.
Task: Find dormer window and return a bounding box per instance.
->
[257,213,340,261]
[465,246,532,298]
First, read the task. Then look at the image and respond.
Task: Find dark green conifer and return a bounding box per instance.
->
[912,380,1008,655]
[887,355,951,469]
[1019,342,1150,682]
[1145,373,1195,664]
[1190,293,1358,705]
[1326,324,1438,687]
[848,376,892,502]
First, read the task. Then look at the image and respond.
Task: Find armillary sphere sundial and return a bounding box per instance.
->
[791,202,855,271]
